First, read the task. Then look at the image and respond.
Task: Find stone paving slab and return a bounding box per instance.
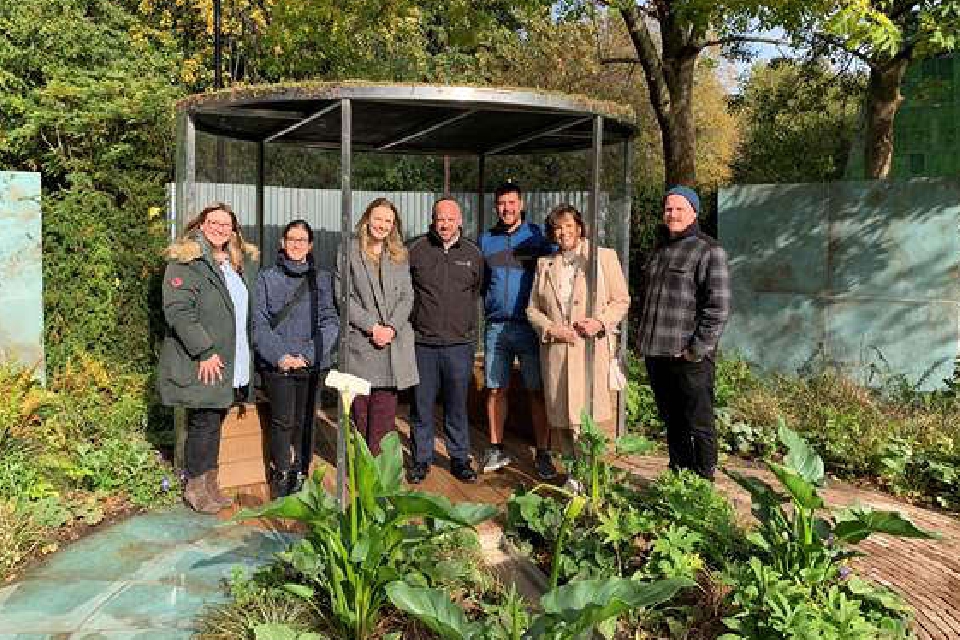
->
[0,507,297,638]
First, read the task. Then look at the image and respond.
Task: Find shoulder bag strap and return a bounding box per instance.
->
[269,276,311,331]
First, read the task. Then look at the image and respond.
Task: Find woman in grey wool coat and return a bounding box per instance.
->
[335,197,418,455]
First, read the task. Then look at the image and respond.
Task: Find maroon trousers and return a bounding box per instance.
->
[352,388,398,456]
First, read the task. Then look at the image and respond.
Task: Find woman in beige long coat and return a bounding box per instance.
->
[526,204,631,448]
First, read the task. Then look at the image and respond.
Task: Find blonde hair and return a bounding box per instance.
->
[180,202,250,273]
[356,197,407,263]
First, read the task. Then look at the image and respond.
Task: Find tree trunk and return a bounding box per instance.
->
[864,57,909,179]
[619,5,701,188]
[662,52,698,186]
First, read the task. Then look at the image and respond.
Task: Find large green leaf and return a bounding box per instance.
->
[724,469,785,509]
[833,506,939,544]
[385,582,481,639]
[254,623,326,640]
[778,422,825,486]
[388,492,497,527]
[234,466,338,524]
[374,431,405,493]
[767,461,824,510]
[538,576,695,634]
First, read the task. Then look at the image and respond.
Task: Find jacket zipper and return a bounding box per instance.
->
[504,231,512,318]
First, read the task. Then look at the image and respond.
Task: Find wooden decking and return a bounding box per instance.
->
[221,406,960,640]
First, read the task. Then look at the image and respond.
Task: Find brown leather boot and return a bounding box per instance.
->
[204,469,234,511]
[183,475,219,514]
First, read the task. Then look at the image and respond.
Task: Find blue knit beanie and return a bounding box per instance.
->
[665,185,700,214]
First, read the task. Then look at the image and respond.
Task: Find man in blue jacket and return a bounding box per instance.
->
[479,183,556,479]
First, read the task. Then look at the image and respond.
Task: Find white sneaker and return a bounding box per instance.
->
[481,447,513,473]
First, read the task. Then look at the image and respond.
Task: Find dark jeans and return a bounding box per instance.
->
[645,355,718,479]
[186,408,228,478]
[263,369,319,474]
[410,343,474,466]
[352,389,398,456]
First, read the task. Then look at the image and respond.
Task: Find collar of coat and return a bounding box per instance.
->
[164,232,260,264]
[656,222,700,247]
[428,225,462,249]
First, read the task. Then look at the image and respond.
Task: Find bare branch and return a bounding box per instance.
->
[701,35,793,48]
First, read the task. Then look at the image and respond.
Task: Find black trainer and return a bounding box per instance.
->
[535,451,558,481]
[407,462,430,484]
[450,459,477,483]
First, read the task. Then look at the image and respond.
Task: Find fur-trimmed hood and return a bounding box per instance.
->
[164,234,260,264]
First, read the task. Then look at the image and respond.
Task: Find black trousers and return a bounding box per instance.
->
[645,355,718,479]
[186,408,228,478]
[410,343,474,466]
[263,369,319,474]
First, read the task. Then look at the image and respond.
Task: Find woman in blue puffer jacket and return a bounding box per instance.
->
[253,219,339,497]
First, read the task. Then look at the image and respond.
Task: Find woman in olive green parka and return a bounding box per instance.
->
[158,202,259,514]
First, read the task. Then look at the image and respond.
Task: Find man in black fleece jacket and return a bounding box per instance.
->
[406,198,484,484]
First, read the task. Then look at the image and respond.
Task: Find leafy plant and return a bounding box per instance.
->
[721,423,934,638]
[644,469,747,566]
[237,377,497,639]
[726,422,936,581]
[197,567,321,640]
[386,576,695,639]
[625,355,662,434]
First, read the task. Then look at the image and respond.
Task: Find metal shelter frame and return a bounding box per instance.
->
[174,83,636,505]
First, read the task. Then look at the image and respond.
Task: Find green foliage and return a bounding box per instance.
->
[721,424,933,638]
[645,469,747,566]
[0,499,47,582]
[386,576,695,640]
[624,354,662,436]
[732,58,865,184]
[725,359,960,509]
[197,567,322,640]
[0,361,175,581]
[236,430,496,639]
[720,557,912,639]
[0,0,181,374]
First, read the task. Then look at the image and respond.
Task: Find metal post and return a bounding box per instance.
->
[256,141,265,248]
[443,155,451,197]
[476,154,486,357]
[616,138,633,437]
[174,112,198,475]
[214,0,223,89]
[336,99,352,510]
[584,116,603,419]
[476,154,485,238]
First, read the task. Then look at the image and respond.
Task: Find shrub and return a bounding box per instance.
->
[0,360,175,581]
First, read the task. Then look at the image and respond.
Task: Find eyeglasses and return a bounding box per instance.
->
[205,221,234,230]
[284,237,311,245]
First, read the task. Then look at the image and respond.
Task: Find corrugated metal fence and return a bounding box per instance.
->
[167,183,606,269]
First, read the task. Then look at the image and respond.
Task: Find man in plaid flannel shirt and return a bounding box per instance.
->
[637,185,730,479]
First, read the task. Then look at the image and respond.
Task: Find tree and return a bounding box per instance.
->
[567,0,797,187]
[489,12,740,188]
[732,58,865,183]
[797,1,960,178]
[131,0,552,88]
[0,0,182,371]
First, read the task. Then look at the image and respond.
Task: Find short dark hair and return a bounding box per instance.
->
[545,203,586,242]
[494,182,522,200]
[283,219,313,242]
